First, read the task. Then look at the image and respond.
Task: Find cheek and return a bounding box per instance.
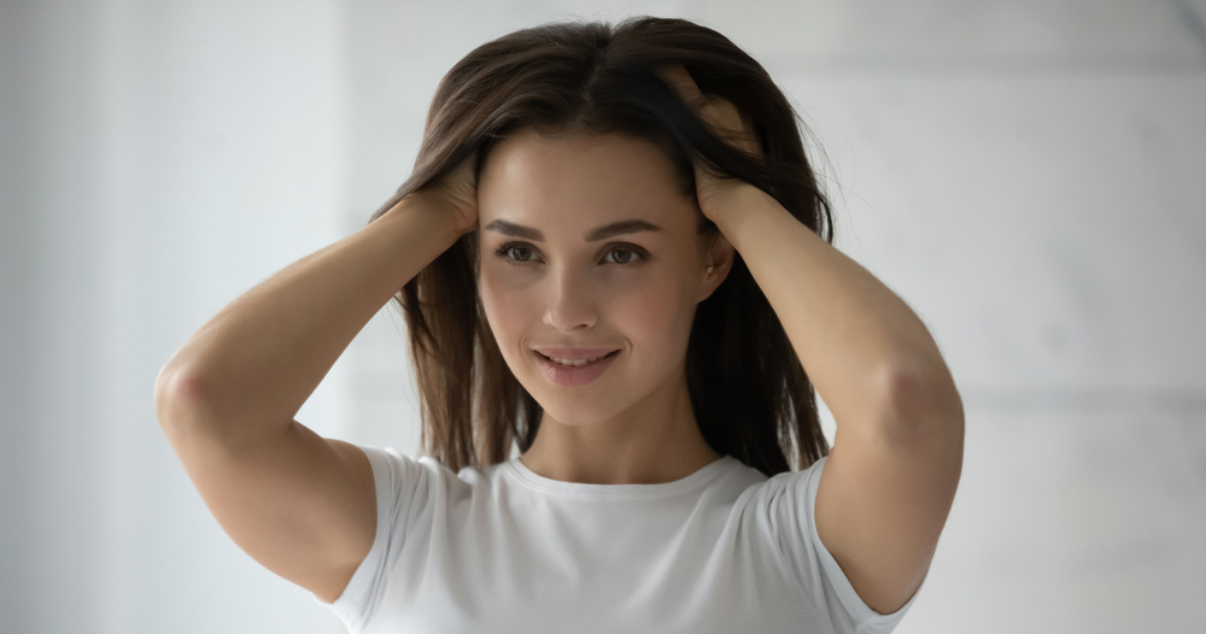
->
[618,282,680,330]
[479,274,531,342]
[611,274,697,359]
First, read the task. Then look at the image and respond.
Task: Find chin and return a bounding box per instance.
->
[532,395,619,428]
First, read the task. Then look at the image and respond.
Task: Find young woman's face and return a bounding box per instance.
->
[476,128,726,427]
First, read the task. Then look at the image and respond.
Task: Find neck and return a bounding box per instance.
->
[519,365,721,485]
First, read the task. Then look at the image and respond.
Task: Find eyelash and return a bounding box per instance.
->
[494,241,648,268]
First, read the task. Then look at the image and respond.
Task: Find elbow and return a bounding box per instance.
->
[880,357,964,438]
[154,365,210,429]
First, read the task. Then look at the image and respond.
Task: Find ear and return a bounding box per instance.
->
[695,233,736,303]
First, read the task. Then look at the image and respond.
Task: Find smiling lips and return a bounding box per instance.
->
[533,348,620,387]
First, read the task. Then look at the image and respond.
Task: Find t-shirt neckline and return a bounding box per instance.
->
[505,454,735,499]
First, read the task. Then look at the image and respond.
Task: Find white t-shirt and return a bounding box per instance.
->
[312,444,925,633]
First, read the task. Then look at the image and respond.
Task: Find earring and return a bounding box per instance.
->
[706,264,714,274]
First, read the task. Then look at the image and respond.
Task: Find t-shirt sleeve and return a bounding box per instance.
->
[761,454,927,634]
[310,443,432,633]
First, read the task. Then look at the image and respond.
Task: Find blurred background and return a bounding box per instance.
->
[2,1,1204,632]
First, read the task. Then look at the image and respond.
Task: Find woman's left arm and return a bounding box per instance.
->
[710,185,963,438]
[657,64,963,616]
[659,61,962,435]
[714,184,965,616]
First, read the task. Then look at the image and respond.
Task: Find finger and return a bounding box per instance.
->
[703,96,760,157]
[656,67,732,143]
[654,64,708,111]
[656,65,760,158]
[708,98,744,136]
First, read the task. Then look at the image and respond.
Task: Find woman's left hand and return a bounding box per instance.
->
[654,64,763,223]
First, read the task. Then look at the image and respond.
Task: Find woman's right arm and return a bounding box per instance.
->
[152,192,463,603]
[155,193,459,446]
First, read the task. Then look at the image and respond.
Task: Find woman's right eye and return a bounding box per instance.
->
[495,242,538,263]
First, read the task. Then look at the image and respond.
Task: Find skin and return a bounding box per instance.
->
[475,127,737,485]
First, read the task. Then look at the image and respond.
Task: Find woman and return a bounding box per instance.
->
[155,15,964,634]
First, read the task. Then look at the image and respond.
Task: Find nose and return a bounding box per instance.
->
[542,265,598,332]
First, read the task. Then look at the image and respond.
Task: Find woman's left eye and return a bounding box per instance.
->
[604,247,643,265]
[494,242,647,267]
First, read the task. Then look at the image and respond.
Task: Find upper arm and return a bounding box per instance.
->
[158,406,378,604]
[814,381,964,615]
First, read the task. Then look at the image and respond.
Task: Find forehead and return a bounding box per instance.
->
[478,128,688,230]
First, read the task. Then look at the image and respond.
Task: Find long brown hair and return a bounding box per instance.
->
[366,16,835,478]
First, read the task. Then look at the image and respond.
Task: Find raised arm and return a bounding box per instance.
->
[153,184,470,603]
[716,185,964,615]
[657,64,963,617]
[155,194,461,445]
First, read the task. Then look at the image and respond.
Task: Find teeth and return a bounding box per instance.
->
[548,352,610,366]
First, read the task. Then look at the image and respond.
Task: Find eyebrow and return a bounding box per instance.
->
[483,218,663,242]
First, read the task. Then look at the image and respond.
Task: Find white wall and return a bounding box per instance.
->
[1,0,350,632]
[2,1,1203,632]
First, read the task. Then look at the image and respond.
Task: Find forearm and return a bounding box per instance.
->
[714,185,957,436]
[155,194,459,445]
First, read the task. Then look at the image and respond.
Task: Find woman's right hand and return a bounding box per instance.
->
[414,149,480,239]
